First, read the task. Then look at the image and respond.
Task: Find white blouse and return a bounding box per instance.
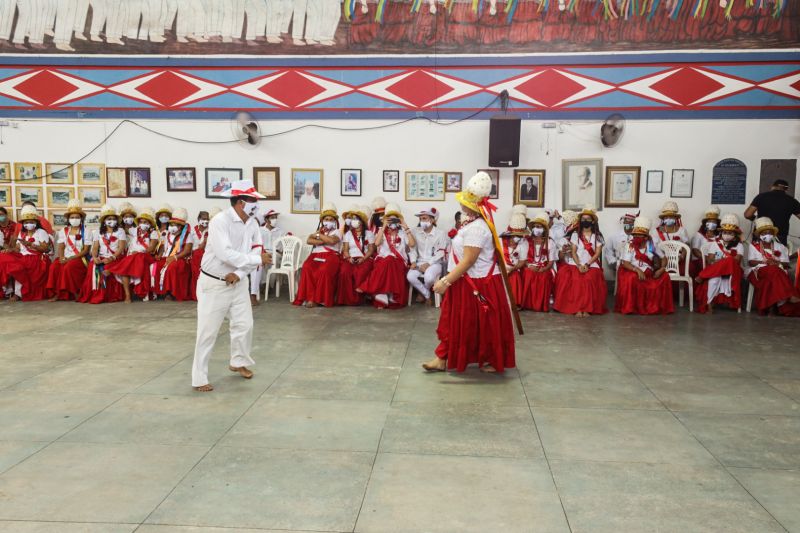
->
[127,228,159,254]
[57,227,91,259]
[570,232,603,270]
[622,241,658,271]
[376,229,410,261]
[503,237,529,266]
[343,229,375,259]
[651,226,689,257]
[312,227,342,254]
[530,238,558,266]
[746,241,789,276]
[18,228,50,256]
[447,218,497,278]
[93,228,127,258]
[701,240,744,262]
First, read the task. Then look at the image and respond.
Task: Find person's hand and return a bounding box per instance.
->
[654,268,664,279]
[60,257,68,264]
[433,278,449,295]
[553,210,561,218]
[579,264,588,273]
[409,262,417,270]
[165,256,176,266]
[420,263,429,273]
[225,273,240,285]
[637,268,646,281]
[355,257,364,264]
[260,252,272,266]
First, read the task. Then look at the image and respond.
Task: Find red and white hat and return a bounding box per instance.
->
[620,210,639,222]
[265,209,279,218]
[223,179,266,199]
[415,207,440,221]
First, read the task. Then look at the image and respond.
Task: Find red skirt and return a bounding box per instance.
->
[358,255,408,309]
[407,8,445,46]
[748,266,800,316]
[614,268,674,315]
[478,1,508,44]
[294,251,340,307]
[349,6,380,44]
[695,256,742,313]
[522,268,554,312]
[379,2,413,42]
[507,269,525,308]
[435,273,515,372]
[508,0,541,43]
[553,264,608,315]
[190,248,204,300]
[106,253,156,299]
[0,252,22,293]
[46,258,88,301]
[337,257,374,306]
[78,260,125,304]
[446,2,478,44]
[152,257,193,301]
[2,253,51,301]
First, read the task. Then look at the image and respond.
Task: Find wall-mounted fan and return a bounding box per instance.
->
[601,113,625,148]
[232,111,262,147]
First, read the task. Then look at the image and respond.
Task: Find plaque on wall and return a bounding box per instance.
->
[711,158,747,205]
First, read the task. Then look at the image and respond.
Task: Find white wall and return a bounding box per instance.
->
[3,117,799,251]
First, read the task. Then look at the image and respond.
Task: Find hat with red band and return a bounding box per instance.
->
[223,179,266,199]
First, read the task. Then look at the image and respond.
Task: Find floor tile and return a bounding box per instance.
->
[515,345,631,374]
[265,364,400,402]
[765,378,800,402]
[11,358,174,394]
[523,371,662,410]
[0,523,136,533]
[393,366,528,405]
[729,467,800,533]
[0,442,48,474]
[614,350,750,377]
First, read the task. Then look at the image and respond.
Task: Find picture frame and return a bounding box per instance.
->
[126,168,151,198]
[405,171,446,202]
[48,210,69,229]
[671,169,695,198]
[513,169,545,208]
[0,185,11,207]
[445,172,462,193]
[205,168,243,199]
[254,167,280,200]
[0,163,10,183]
[78,186,106,208]
[341,168,362,197]
[106,167,128,198]
[77,163,105,185]
[84,210,101,228]
[604,166,641,208]
[479,169,500,200]
[646,170,664,193]
[562,158,603,211]
[382,170,400,192]
[16,185,43,207]
[47,187,74,208]
[167,167,197,192]
[14,162,42,185]
[291,168,323,214]
[45,163,74,185]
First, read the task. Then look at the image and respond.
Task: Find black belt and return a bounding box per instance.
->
[201,269,227,282]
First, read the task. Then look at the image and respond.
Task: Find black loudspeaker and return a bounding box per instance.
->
[488,114,521,167]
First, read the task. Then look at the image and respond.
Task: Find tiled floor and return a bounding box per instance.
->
[0,296,798,532]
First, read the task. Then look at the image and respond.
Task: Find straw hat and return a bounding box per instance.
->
[703,205,721,220]
[530,210,550,228]
[64,199,85,218]
[561,210,578,229]
[415,207,440,221]
[155,203,173,219]
[135,207,156,227]
[579,204,598,222]
[342,203,359,221]
[19,204,39,222]
[384,202,402,219]
[631,216,652,236]
[371,196,387,213]
[170,207,189,226]
[209,207,223,219]
[502,212,530,237]
[753,217,778,236]
[99,203,118,224]
[118,202,136,218]
[456,171,492,213]
[659,201,681,218]
[720,213,741,233]
[320,202,338,220]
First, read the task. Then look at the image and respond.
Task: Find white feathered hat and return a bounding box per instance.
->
[632,216,652,235]
[720,213,741,233]
[456,171,492,212]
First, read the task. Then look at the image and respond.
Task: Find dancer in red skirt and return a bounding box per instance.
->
[152,207,194,301]
[0,205,51,302]
[47,200,91,301]
[79,204,127,304]
[500,211,529,310]
[554,206,608,317]
[690,205,721,279]
[294,202,343,308]
[338,204,376,305]
[652,201,689,264]
[106,207,159,303]
[155,204,173,236]
[523,210,557,312]
[746,217,800,316]
[615,216,674,315]
[189,210,211,300]
[423,171,515,373]
[119,202,137,236]
[358,202,416,308]
[694,214,744,314]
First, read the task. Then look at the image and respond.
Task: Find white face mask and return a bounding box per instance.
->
[512,236,522,243]
[199,220,209,227]
[323,220,337,230]
[268,217,278,225]
[244,202,260,218]
[168,225,180,235]
[389,223,399,230]
[69,218,82,227]
[351,219,361,229]
[760,234,774,243]
[159,215,170,224]
[532,227,544,237]
[705,222,718,231]
[663,218,676,226]
[344,219,351,227]
[105,219,117,228]
[23,222,37,231]
[123,216,134,225]
[420,221,432,230]
[721,233,734,242]
[139,223,151,231]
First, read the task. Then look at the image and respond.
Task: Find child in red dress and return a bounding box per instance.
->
[554,206,607,317]
[500,212,529,310]
[338,204,376,306]
[79,204,127,304]
[47,200,91,301]
[746,217,800,316]
[695,214,744,314]
[615,216,674,315]
[523,210,557,312]
[106,207,159,303]
[294,202,342,308]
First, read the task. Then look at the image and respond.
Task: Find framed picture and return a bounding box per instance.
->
[0,185,11,207]
[479,169,500,200]
[445,172,462,193]
[341,168,362,197]
[127,168,151,198]
[167,167,197,192]
[14,162,42,184]
[405,171,445,202]
[383,170,400,192]
[84,210,101,227]
[48,210,69,229]
[16,185,43,207]
[45,163,73,185]
[205,168,242,199]
[106,167,127,198]
[514,169,545,208]
[646,170,664,193]
[671,169,694,198]
[47,187,74,208]
[254,167,280,200]
[604,166,641,208]
[77,163,105,185]
[0,163,10,183]
[291,168,323,214]
[562,158,603,211]
[78,186,106,208]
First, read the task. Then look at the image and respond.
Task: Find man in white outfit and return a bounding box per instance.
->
[266,0,291,43]
[244,0,266,44]
[407,207,449,304]
[605,211,638,271]
[222,0,244,42]
[54,0,79,50]
[0,0,17,42]
[192,180,272,392]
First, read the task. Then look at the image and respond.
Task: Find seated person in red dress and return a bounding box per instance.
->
[189,210,211,301]
[0,205,51,302]
[338,204,376,306]
[614,216,674,315]
[79,204,127,304]
[119,202,137,235]
[694,214,744,314]
[523,210,557,312]
[746,217,800,316]
[153,207,194,301]
[500,212,529,310]
[106,207,159,303]
[47,199,91,301]
[651,201,690,268]
[690,205,721,278]
[294,202,342,308]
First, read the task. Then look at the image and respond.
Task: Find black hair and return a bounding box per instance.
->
[370,212,383,229]
[773,179,789,188]
[229,197,242,207]
[0,207,7,215]
[697,218,720,236]
[198,211,209,220]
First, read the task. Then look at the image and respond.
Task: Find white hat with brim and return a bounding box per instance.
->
[222,179,266,199]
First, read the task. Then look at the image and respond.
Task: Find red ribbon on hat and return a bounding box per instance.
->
[478,197,498,224]
[231,187,258,196]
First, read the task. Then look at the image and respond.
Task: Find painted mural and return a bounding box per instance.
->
[0,0,796,54]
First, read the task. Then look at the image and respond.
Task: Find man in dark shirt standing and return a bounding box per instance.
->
[744,179,800,244]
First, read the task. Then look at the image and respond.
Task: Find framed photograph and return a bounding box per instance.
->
[77,163,105,185]
[48,210,69,229]
[45,163,73,185]
[106,167,127,198]
[562,158,603,211]
[126,168,151,198]
[445,172,462,193]
[604,166,641,208]
[514,169,545,208]
[16,185,43,207]
[291,168,323,214]
[254,167,280,200]
[167,167,197,192]
[341,168,362,197]
[47,187,74,208]
[405,171,445,202]
[646,170,664,193]
[0,163,10,183]
[84,210,101,227]
[0,185,11,207]
[14,162,42,184]
[205,168,243,199]
[671,169,694,198]
[479,169,500,200]
[78,186,106,208]
[383,170,400,192]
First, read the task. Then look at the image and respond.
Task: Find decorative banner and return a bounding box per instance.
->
[711,158,748,205]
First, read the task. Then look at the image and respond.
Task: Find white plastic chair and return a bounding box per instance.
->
[658,241,693,312]
[298,243,312,267]
[407,276,441,308]
[264,235,302,302]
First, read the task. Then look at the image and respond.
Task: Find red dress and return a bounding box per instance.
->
[748,244,800,316]
[614,246,674,315]
[501,237,527,307]
[357,231,409,309]
[152,257,193,300]
[105,229,158,300]
[0,230,51,301]
[349,1,380,44]
[78,230,126,304]
[337,230,374,306]
[522,239,555,312]
[46,228,89,301]
[294,250,341,307]
[553,234,608,315]
[694,244,743,314]
[446,0,479,44]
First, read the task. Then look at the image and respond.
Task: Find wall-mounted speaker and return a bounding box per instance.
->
[488,114,521,168]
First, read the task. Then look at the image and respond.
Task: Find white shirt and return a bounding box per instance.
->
[343,229,375,259]
[570,232,603,269]
[57,227,91,259]
[651,226,689,257]
[201,207,264,281]
[127,228,159,254]
[530,238,558,266]
[549,219,566,243]
[260,225,286,254]
[93,228,127,258]
[691,231,717,253]
[447,218,497,278]
[702,240,744,262]
[376,229,410,261]
[312,227,342,254]
[409,226,448,266]
[189,225,208,248]
[747,241,789,276]
[622,241,658,271]
[606,230,632,267]
[503,237,529,267]
[18,228,50,256]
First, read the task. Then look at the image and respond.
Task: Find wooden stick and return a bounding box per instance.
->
[482,213,524,335]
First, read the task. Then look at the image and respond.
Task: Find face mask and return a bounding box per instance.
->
[244,202,259,218]
[344,219,351,227]
[721,233,734,242]
[139,223,151,231]
[512,236,522,243]
[323,220,337,230]
[199,220,209,227]
[389,223,399,230]
[632,236,648,248]
[0,215,6,223]
[580,220,593,229]
[159,215,170,224]
[351,219,361,229]
[420,221,432,230]
[268,217,278,225]
[663,218,676,226]
[69,218,82,227]
[623,224,633,232]
[760,234,774,243]
[168,225,180,235]
[123,216,134,226]
[23,222,37,231]
[532,227,544,237]
[105,219,117,228]
[705,222,718,231]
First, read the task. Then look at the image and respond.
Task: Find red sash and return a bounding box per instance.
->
[101,233,116,256]
[136,229,151,251]
[350,229,366,256]
[658,229,681,242]
[631,245,654,268]
[194,226,205,240]
[716,241,737,258]
[20,233,43,256]
[578,234,600,265]
[530,240,550,267]
[64,228,82,257]
[385,230,406,263]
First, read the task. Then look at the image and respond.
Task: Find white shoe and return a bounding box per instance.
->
[74,33,88,41]
[292,38,306,45]
[45,29,55,37]
[177,36,189,43]
[55,42,75,51]
[266,36,282,43]
[90,34,103,42]
[375,294,389,306]
[305,38,319,45]
[149,35,165,43]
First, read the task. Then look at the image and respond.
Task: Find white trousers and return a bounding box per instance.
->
[12,0,32,44]
[222,0,244,38]
[192,273,256,387]
[289,0,306,38]
[303,0,319,41]
[176,0,203,37]
[267,0,291,37]
[243,0,266,40]
[125,0,144,38]
[74,0,90,32]
[407,263,442,299]
[146,0,164,38]
[43,0,56,33]
[161,0,177,30]
[0,0,16,40]
[54,0,78,44]
[317,0,338,41]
